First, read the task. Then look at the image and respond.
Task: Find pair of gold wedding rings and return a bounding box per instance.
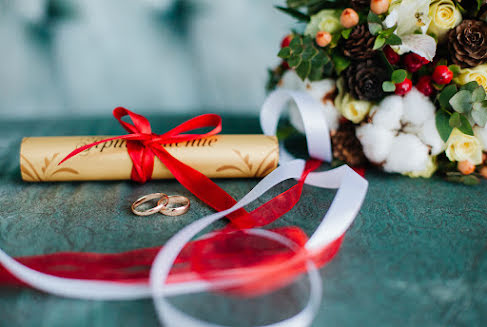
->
[131,193,190,217]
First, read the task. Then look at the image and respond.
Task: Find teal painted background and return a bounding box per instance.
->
[0,115,486,326]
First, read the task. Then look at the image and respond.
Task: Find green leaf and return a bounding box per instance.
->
[275,6,310,22]
[449,90,473,113]
[449,112,462,128]
[446,172,480,185]
[449,112,474,135]
[341,28,352,39]
[368,22,382,36]
[277,47,291,59]
[463,175,481,185]
[460,81,479,92]
[386,34,402,45]
[472,101,487,127]
[301,45,318,60]
[292,45,304,55]
[382,81,396,92]
[373,36,386,50]
[331,53,350,75]
[288,54,302,68]
[296,60,311,80]
[391,69,407,84]
[448,64,461,77]
[438,84,458,109]
[367,11,382,24]
[436,110,453,142]
[472,86,486,102]
[289,37,302,51]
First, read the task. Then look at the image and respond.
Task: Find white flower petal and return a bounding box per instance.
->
[396,34,437,61]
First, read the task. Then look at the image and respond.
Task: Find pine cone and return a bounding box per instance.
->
[331,122,368,166]
[350,0,370,11]
[342,24,376,60]
[448,19,487,68]
[344,58,388,101]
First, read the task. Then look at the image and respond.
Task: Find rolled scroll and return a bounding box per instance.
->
[20,135,279,181]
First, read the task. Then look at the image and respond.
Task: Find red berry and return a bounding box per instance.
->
[432,65,453,85]
[383,45,400,65]
[403,53,429,73]
[395,78,413,96]
[281,34,293,48]
[281,60,290,70]
[416,75,434,96]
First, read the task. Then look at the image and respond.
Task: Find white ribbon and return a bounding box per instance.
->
[0,90,368,327]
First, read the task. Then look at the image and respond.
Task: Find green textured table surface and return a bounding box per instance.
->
[0,114,486,327]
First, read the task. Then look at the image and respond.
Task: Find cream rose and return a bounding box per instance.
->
[427,0,462,42]
[454,64,487,92]
[445,128,483,164]
[305,9,342,37]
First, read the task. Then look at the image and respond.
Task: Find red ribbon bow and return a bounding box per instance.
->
[60,107,260,227]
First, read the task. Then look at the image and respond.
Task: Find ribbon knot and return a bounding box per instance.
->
[60,107,222,184]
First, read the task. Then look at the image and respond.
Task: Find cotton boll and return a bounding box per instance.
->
[383,133,430,173]
[356,124,395,163]
[474,125,487,151]
[371,95,404,130]
[419,118,445,155]
[401,88,436,126]
[279,70,306,92]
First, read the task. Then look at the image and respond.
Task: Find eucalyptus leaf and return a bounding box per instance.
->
[373,36,386,50]
[460,81,479,92]
[436,110,453,142]
[382,81,396,92]
[438,84,457,109]
[472,102,487,127]
[391,69,407,84]
[449,90,473,113]
[472,86,486,102]
[448,112,474,135]
[368,22,382,36]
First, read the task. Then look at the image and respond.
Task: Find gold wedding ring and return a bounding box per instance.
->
[158,195,190,216]
[131,193,169,216]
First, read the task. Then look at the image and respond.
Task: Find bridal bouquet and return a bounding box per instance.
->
[267,0,487,184]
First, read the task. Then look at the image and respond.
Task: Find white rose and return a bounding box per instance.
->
[445,128,483,165]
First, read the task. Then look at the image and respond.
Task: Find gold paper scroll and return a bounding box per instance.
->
[20,135,279,182]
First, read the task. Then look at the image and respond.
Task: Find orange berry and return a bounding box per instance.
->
[340,8,359,28]
[316,31,332,47]
[370,0,390,15]
[458,160,476,175]
[480,166,487,179]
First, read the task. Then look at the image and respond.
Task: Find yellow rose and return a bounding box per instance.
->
[336,93,372,124]
[404,156,437,178]
[427,0,462,42]
[445,128,483,165]
[454,64,487,92]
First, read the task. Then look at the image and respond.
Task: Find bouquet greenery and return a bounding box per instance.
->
[267,0,487,184]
